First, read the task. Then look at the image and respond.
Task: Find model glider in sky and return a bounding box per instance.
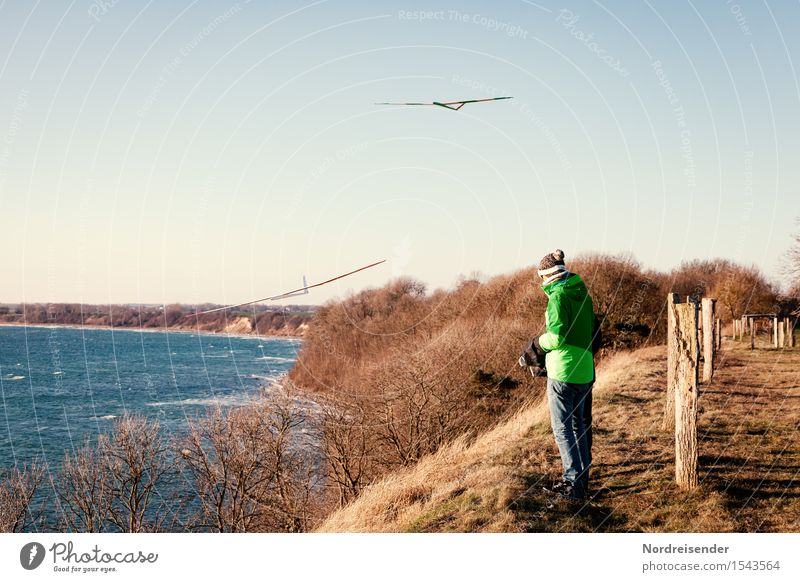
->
[374,96,513,111]
[195,259,386,315]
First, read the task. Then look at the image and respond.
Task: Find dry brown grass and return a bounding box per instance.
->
[317,337,800,532]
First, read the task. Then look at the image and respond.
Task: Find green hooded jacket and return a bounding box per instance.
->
[537,273,595,384]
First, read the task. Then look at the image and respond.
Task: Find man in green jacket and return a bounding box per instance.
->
[531,249,595,502]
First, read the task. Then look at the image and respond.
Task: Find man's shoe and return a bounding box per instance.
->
[543,480,572,495]
[546,481,586,503]
[558,483,587,502]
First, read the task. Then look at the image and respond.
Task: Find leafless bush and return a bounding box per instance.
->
[320,397,374,507]
[290,277,429,392]
[571,253,666,346]
[98,415,169,532]
[0,461,47,532]
[712,263,778,319]
[784,217,800,286]
[372,343,473,467]
[180,393,318,532]
[57,438,112,532]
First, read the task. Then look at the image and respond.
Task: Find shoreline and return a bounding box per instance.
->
[0,322,303,342]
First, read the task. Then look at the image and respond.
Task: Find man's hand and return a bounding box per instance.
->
[520,338,547,378]
[521,338,547,367]
[529,365,547,378]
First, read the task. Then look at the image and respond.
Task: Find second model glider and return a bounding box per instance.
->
[195,259,386,315]
[374,96,513,111]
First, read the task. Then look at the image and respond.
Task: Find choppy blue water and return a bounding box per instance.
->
[0,325,299,470]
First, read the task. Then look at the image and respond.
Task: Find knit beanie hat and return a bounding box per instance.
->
[537,249,567,283]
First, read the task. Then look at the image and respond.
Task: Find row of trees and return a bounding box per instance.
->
[0,394,320,533]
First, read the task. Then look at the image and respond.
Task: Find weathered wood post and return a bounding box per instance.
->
[673,298,699,489]
[663,293,680,430]
[791,317,797,348]
[701,298,716,383]
[750,317,755,350]
[784,317,791,348]
[716,317,722,349]
[773,316,779,348]
[778,318,785,348]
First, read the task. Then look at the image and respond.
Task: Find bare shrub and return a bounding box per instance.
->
[785,217,800,286]
[180,393,317,532]
[375,323,522,464]
[788,280,800,303]
[99,415,169,532]
[320,397,374,507]
[0,461,47,532]
[58,438,112,532]
[712,263,778,319]
[290,277,429,392]
[572,253,666,347]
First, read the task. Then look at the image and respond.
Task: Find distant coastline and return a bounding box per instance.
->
[0,303,315,339]
[0,322,304,342]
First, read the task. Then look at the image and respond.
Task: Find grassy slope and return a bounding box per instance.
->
[317,336,800,532]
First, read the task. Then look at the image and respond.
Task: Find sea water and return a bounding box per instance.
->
[0,325,300,527]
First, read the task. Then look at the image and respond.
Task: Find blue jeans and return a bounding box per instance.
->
[547,377,593,491]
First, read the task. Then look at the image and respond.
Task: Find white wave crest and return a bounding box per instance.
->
[146,394,256,408]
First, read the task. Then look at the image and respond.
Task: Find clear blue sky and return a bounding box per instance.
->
[1,0,798,305]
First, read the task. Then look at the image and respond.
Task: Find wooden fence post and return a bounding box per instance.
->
[673,299,699,489]
[773,316,779,348]
[663,293,680,430]
[701,298,716,383]
[750,317,755,350]
[778,318,785,348]
[716,317,722,349]
[791,317,797,348]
